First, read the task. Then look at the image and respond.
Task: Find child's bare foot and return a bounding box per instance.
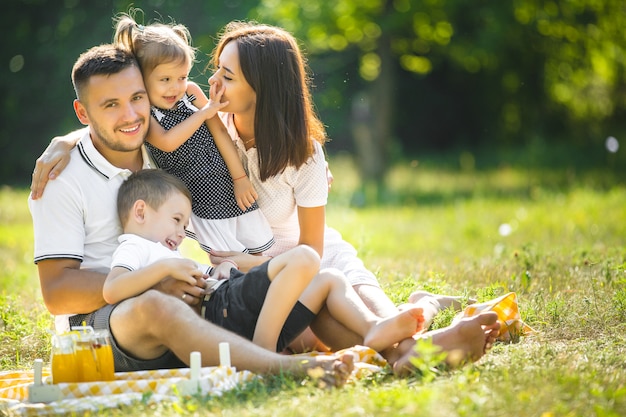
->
[363,306,425,352]
[392,311,500,377]
[298,352,355,388]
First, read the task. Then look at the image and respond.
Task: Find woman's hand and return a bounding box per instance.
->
[31,129,83,199]
[209,250,267,273]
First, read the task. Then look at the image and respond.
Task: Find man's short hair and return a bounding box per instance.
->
[72,44,139,100]
[117,169,192,226]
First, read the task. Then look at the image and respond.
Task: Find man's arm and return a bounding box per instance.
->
[37,259,107,315]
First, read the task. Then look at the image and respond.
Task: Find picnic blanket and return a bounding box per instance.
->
[0,345,387,416]
[460,292,535,342]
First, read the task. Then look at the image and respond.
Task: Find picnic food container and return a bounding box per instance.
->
[50,326,115,384]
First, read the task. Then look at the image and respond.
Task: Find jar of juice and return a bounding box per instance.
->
[72,325,115,382]
[93,329,115,381]
[73,328,100,382]
[50,333,78,383]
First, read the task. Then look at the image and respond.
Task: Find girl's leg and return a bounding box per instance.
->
[252,246,320,350]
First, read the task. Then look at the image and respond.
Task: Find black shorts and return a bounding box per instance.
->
[202,261,316,352]
[69,304,185,372]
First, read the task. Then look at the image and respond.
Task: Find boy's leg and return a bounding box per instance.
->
[252,245,320,350]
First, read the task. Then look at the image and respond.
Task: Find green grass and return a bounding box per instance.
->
[1,157,626,416]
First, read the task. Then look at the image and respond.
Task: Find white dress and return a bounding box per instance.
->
[220,113,379,287]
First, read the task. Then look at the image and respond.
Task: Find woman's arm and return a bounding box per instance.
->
[145,81,228,152]
[30,128,87,199]
[297,205,326,258]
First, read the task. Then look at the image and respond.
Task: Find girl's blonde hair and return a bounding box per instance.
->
[113,12,196,75]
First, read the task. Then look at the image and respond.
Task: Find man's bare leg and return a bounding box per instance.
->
[392,311,500,377]
[110,290,353,386]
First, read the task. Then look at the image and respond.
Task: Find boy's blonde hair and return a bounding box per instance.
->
[113,12,196,75]
[117,169,192,227]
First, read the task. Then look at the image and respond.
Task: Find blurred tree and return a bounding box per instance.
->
[1,0,257,186]
[254,0,626,200]
[1,0,624,187]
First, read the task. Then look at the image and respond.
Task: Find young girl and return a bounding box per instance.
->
[113,14,274,254]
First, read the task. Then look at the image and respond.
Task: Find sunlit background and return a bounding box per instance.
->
[3,0,625,190]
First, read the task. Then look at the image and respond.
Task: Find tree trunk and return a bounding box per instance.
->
[351,30,395,205]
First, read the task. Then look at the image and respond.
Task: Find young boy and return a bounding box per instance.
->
[106,169,426,353]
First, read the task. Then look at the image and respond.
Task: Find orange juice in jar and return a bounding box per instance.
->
[72,325,100,382]
[93,329,115,381]
[50,333,79,383]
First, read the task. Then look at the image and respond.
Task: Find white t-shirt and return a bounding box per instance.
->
[28,131,155,332]
[220,113,328,257]
[220,113,379,287]
[112,234,212,275]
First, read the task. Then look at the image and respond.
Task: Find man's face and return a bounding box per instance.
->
[74,66,150,153]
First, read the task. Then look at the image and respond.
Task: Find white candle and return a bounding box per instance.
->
[219,342,231,367]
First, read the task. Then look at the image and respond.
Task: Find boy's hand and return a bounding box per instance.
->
[154,259,207,306]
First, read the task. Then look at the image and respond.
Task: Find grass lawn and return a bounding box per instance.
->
[1,154,625,416]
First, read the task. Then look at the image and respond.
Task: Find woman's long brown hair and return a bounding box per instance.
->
[212,21,327,181]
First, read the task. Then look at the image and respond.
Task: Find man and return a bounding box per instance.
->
[28,44,353,383]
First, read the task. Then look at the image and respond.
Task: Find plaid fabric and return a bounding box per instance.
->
[461,292,535,342]
[0,346,386,416]
[0,367,255,416]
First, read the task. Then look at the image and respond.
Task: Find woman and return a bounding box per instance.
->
[205,22,468,351]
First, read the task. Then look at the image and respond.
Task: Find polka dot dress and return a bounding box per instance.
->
[146,94,258,220]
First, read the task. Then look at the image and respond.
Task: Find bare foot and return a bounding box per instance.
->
[392,311,500,377]
[408,290,476,311]
[298,352,355,388]
[363,306,425,352]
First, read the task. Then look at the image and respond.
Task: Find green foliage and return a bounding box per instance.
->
[2,156,626,414]
[4,1,626,187]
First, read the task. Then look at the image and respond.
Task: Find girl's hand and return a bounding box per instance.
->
[31,131,82,199]
[199,82,228,120]
[233,176,258,210]
[199,85,228,121]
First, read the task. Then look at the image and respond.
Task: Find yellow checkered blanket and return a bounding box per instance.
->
[0,346,386,416]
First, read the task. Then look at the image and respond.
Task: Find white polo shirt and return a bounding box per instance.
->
[28,130,154,331]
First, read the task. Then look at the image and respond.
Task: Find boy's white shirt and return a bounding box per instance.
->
[112,233,227,295]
